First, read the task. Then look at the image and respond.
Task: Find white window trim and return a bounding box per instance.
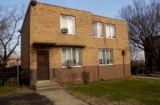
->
[93,22,103,38]
[106,24,116,39]
[61,48,82,68]
[93,36,104,38]
[60,15,76,35]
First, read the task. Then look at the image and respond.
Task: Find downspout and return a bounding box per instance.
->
[97,65,99,81]
[122,50,126,77]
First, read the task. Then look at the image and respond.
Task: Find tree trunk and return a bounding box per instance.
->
[0,63,6,72]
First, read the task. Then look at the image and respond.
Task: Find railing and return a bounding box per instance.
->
[145,67,160,73]
[133,67,160,77]
[53,68,62,85]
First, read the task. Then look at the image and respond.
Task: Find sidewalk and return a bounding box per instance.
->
[39,89,89,105]
[132,75,160,80]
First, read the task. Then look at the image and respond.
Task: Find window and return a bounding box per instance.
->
[99,49,113,65]
[62,48,82,67]
[93,22,103,37]
[106,24,116,39]
[60,15,76,34]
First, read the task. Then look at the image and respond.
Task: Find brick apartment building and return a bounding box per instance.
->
[21,1,131,86]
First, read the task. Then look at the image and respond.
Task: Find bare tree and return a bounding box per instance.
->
[130,44,141,64]
[0,5,24,71]
[130,39,145,65]
[119,0,160,67]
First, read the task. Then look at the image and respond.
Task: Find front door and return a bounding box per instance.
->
[37,51,49,80]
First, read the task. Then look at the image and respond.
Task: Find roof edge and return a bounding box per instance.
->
[37,2,91,14]
[36,1,126,22]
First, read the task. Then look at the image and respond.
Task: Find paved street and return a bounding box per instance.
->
[0,92,53,105]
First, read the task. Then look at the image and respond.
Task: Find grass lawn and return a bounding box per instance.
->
[0,82,32,96]
[67,77,160,105]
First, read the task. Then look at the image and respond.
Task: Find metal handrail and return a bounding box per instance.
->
[53,68,62,85]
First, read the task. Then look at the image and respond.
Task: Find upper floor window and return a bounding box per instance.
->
[62,48,82,67]
[92,22,103,38]
[60,15,76,34]
[106,24,116,39]
[99,49,113,65]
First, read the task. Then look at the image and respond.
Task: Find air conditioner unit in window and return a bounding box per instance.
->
[113,35,116,38]
[61,28,68,33]
[66,60,73,68]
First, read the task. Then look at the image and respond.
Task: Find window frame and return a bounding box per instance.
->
[92,21,104,38]
[60,15,76,35]
[99,49,114,66]
[106,24,116,39]
[61,47,82,68]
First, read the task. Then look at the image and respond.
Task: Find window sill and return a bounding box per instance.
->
[93,36,104,38]
[99,64,114,66]
[60,33,76,35]
[106,38,116,39]
[62,65,82,68]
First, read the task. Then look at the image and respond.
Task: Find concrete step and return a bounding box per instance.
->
[36,81,62,91]
[36,82,59,87]
[37,85,62,91]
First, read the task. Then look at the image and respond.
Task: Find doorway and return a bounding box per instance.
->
[37,51,49,80]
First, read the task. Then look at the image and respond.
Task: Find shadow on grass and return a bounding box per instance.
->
[0,92,54,105]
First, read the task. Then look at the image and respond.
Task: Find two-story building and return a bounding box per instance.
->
[21,1,131,87]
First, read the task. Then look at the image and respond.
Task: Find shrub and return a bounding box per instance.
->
[81,71,90,84]
[69,72,78,85]
[131,65,138,75]
[19,70,30,86]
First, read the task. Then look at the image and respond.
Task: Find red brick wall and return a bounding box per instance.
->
[51,64,131,84]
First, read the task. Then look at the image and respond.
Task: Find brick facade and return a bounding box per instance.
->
[21,1,131,86]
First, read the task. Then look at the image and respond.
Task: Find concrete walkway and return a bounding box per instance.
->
[39,89,89,105]
[132,76,160,80]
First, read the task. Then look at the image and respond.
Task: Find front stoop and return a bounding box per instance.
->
[35,81,62,91]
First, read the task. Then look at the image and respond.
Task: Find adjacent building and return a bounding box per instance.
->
[144,36,160,68]
[6,57,21,68]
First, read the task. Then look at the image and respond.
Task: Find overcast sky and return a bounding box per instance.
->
[0,0,150,19]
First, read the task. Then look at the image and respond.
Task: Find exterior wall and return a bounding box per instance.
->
[27,2,131,84]
[21,8,30,71]
[53,64,130,84]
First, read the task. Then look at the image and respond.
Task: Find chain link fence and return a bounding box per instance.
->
[0,66,21,87]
